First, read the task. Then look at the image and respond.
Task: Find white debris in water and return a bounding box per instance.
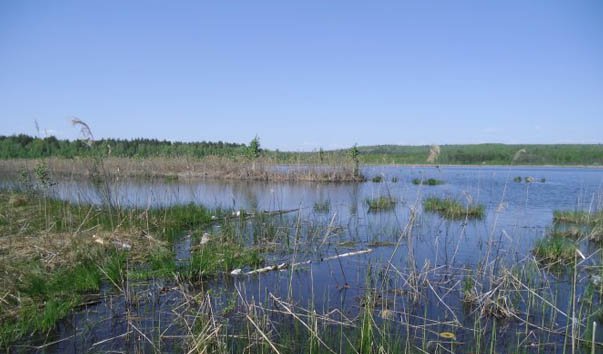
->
[211,215,217,220]
[380,309,396,320]
[496,202,508,213]
[112,241,132,250]
[230,269,242,275]
[200,232,211,245]
[92,234,105,245]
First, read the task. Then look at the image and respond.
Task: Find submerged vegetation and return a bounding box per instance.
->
[366,196,397,212]
[313,200,331,213]
[423,196,485,219]
[533,234,578,266]
[412,177,445,186]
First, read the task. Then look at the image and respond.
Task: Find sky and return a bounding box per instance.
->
[0,0,602,150]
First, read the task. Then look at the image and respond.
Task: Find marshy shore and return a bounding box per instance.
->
[0,157,365,183]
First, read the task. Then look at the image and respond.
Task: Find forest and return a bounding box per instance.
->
[0,134,602,166]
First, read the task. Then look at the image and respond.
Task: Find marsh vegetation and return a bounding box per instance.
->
[0,163,602,353]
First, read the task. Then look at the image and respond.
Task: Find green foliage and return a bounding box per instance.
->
[0,134,246,159]
[371,175,383,183]
[533,235,577,265]
[423,197,485,219]
[349,144,360,178]
[358,292,375,354]
[247,135,262,159]
[2,259,107,346]
[554,210,603,225]
[352,144,603,165]
[412,178,444,186]
[366,196,396,212]
[313,200,331,213]
[186,240,263,278]
[2,134,603,166]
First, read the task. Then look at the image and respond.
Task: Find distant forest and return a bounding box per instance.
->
[1,134,602,166]
[353,144,603,165]
[0,134,247,159]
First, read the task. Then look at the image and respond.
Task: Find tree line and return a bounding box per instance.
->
[1,134,601,165]
[0,134,247,159]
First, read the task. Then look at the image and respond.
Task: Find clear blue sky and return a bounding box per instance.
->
[1,1,602,150]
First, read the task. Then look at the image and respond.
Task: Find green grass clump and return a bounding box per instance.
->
[371,175,383,183]
[186,240,263,278]
[313,200,331,213]
[1,254,124,347]
[553,210,603,225]
[412,178,444,186]
[0,190,220,347]
[423,197,484,219]
[533,235,577,265]
[366,196,396,212]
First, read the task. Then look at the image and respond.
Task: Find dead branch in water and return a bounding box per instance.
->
[231,249,373,276]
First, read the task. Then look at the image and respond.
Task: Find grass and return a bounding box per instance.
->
[371,175,383,183]
[423,196,485,219]
[554,210,603,225]
[366,196,397,212]
[313,200,331,213]
[553,209,603,242]
[0,190,254,347]
[1,252,125,346]
[532,234,578,266]
[412,178,445,186]
[185,239,263,278]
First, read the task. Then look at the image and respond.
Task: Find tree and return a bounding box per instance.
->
[349,144,360,178]
[248,135,261,159]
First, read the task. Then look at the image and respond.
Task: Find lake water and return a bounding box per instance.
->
[4,165,603,353]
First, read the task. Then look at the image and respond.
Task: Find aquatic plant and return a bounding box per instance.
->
[423,196,484,219]
[412,178,444,186]
[186,240,263,278]
[533,235,577,265]
[371,175,383,183]
[554,210,603,225]
[366,196,396,211]
[313,200,331,213]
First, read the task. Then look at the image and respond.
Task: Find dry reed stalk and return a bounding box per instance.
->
[0,156,363,182]
[269,294,337,354]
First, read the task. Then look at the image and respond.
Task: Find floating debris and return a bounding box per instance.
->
[231,249,373,276]
[380,309,396,320]
[439,331,456,340]
[200,232,211,245]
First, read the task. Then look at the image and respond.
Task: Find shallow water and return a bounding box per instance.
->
[4,165,603,353]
